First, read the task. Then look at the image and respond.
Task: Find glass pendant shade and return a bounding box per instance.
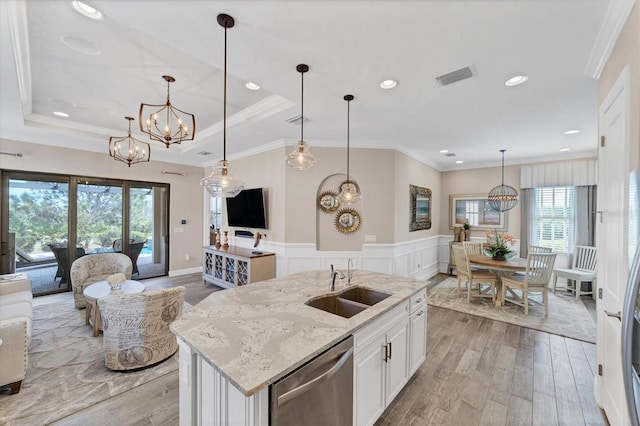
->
[200,160,244,198]
[287,63,315,170]
[108,116,151,167]
[338,181,361,205]
[338,94,361,205]
[488,149,519,212]
[139,75,195,148]
[199,13,244,198]
[286,140,316,170]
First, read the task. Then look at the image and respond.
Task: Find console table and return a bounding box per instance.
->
[203,246,275,289]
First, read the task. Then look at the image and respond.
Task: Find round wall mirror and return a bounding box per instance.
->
[318,191,340,213]
[334,208,361,234]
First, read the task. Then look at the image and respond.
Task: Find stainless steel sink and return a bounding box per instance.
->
[338,287,391,306]
[305,287,392,318]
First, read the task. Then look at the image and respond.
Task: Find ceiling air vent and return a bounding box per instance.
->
[285,114,309,125]
[436,66,474,86]
[197,151,212,156]
[445,153,457,157]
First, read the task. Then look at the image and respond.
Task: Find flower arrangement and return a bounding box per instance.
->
[484,229,516,260]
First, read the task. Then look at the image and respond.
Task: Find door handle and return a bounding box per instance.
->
[388,342,392,360]
[277,346,353,406]
[604,310,622,321]
[383,343,388,362]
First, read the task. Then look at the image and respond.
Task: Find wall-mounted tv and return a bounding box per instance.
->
[225,188,267,229]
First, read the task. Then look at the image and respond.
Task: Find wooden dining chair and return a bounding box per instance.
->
[452,245,497,304]
[528,245,552,254]
[502,252,557,316]
[462,241,488,271]
[551,245,597,299]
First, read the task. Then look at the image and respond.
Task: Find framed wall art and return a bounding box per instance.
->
[409,185,431,231]
[449,193,507,231]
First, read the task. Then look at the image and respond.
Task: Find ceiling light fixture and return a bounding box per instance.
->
[488,149,519,212]
[337,95,361,205]
[379,79,397,90]
[139,75,195,148]
[440,149,449,154]
[53,111,69,117]
[245,82,260,91]
[286,64,316,171]
[559,148,571,152]
[563,129,580,135]
[504,75,529,87]
[456,160,464,164]
[200,13,245,198]
[108,117,151,167]
[71,1,103,20]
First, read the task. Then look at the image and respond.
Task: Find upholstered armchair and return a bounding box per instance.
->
[70,253,132,309]
[97,286,185,371]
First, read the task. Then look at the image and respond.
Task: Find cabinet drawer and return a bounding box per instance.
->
[354,300,409,355]
[410,289,426,313]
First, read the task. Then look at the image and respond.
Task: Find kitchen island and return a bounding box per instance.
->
[171,270,427,425]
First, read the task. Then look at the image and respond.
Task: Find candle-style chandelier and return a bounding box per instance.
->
[108,116,151,167]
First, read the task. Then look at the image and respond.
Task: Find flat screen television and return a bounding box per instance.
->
[225,188,267,229]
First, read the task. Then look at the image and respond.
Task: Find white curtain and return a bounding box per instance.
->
[520,160,597,189]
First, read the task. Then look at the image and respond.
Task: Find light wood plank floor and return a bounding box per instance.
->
[51,275,608,426]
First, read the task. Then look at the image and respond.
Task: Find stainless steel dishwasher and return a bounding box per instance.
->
[270,335,354,425]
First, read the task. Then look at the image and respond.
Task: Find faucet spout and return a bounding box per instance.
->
[329,264,337,291]
[347,259,354,286]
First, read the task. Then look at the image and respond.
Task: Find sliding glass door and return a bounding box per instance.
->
[1,172,169,296]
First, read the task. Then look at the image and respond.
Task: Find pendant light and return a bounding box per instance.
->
[286,64,316,170]
[139,75,195,148]
[337,94,361,204]
[488,149,519,212]
[200,13,245,198]
[108,116,151,167]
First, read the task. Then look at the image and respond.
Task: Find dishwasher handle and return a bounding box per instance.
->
[277,346,354,406]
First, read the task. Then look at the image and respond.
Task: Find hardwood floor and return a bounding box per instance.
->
[52,274,607,426]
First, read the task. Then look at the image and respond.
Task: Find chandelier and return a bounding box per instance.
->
[488,149,519,212]
[337,94,361,204]
[139,75,195,148]
[108,116,151,167]
[200,13,245,198]
[286,64,316,170]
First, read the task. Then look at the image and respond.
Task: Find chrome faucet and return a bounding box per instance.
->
[329,264,343,291]
[347,258,354,286]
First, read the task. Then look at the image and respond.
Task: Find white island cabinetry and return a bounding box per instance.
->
[202,246,275,288]
[171,271,428,426]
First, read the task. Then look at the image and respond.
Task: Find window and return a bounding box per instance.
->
[533,186,574,251]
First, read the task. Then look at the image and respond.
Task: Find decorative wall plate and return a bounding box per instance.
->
[318,190,340,213]
[334,207,361,234]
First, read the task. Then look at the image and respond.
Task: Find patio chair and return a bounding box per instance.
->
[551,245,597,299]
[502,252,557,316]
[49,244,86,286]
[129,240,146,276]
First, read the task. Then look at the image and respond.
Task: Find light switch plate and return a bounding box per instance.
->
[174,227,184,233]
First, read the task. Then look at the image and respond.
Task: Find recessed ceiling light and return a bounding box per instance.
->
[245,82,260,91]
[563,129,580,135]
[379,79,397,90]
[61,35,101,55]
[559,148,571,152]
[71,1,103,20]
[53,111,69,117]
[504,75,529,87]
[439,149,449,154]
[455,160,464,164]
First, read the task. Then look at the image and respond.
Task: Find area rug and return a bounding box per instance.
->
[0,294,192,425]
[427,277,596,343]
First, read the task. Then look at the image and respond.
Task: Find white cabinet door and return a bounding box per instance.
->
[385,318,410,404]
[409,307,427,376]
[354,335,386,426]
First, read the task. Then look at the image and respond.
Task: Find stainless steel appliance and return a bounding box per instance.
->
[623,166,640,426]
[270,335,354,425]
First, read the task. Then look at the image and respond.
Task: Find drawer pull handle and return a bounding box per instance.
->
[417,310,425,317]
[415,297,424,304]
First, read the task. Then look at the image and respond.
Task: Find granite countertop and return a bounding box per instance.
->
[170,270,427,396]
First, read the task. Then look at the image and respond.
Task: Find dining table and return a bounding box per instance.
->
[468,254,527,306]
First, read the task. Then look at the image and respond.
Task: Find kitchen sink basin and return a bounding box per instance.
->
[305,287,392,318]
[338,287,391,306]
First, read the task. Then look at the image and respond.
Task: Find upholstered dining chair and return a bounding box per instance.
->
[502,252,557,316]
[452,244,497,304]
[551,245,597,299]
[70,253,132,309]
[98,286,185,371]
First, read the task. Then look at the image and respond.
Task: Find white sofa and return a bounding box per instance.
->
[0,277,33,394]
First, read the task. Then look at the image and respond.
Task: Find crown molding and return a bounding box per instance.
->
[584,0,636,79]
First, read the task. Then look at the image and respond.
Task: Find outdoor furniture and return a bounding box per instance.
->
[552,245,598,299]
[452,245,497,304]
[48,244,86,286]
[0,276,32,394]
[98,286,185,371]
[129,241,146,276]
[502,252,557,316]
[70,253,132,309]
